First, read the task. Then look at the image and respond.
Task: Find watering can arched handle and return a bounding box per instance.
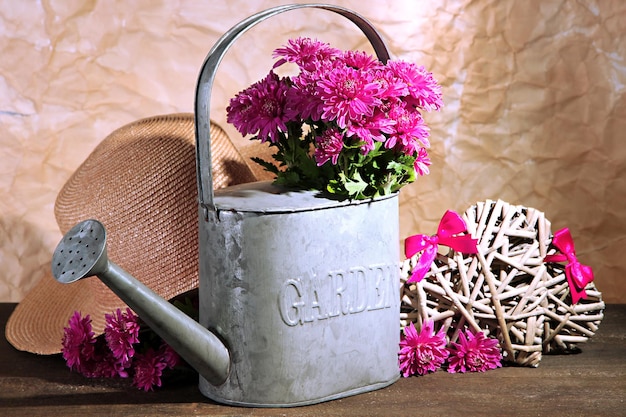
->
[194,3,390,220]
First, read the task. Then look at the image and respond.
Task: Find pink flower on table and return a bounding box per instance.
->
[61,311,96,372]
[158,342,181,369]
[314,128,344,166]
[226,71,291,143]
[316,66,381,128]
[447,328,502,373]
[97,353,130,378]
[132,343,180,392]
[133,348,167,391]
[104,308,140,366]
[79,340,130,379]
[398,321,449,377]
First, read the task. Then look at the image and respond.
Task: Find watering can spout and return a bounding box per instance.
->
[51,219,230,386]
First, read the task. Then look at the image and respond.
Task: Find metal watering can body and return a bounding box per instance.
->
[52,4,401,408]
[193,5,400,404]
[198,182,400,406]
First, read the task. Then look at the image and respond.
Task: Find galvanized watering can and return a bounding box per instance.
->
[52,4,400,407]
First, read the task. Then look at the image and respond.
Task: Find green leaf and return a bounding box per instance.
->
[274,170,301,187]
[342,171,368,197]
[251,157,280,175]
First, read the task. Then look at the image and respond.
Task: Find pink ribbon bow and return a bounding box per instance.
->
[404,210,478,283]
[544,227,594,304]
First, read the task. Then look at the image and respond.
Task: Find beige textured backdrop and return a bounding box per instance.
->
[1,0,625,303]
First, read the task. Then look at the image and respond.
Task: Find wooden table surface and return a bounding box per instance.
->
[1,303,625,416]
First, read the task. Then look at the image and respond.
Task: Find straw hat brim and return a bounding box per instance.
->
[5,113,258,354]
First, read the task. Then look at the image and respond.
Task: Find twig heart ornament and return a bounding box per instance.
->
[400,199,605,367]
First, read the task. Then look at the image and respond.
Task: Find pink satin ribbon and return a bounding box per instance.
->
[544,227,594,304]
[405,210,478,283]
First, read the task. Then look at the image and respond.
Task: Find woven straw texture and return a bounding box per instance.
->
[6,113,258,354]
[400,199,605,367]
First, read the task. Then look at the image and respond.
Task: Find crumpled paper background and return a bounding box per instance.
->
[1,0,625,302]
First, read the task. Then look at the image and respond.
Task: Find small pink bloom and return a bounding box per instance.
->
[385,104,430,154]
[399,321,449,377]
[345,123,376,154]
[61,311,96,372]
[158,342,181,369]
[84,342,130,378]
[225,90,256,136]
[447,328,502,373]
[373,68,408,101]
[346,109,395,154]
[100,354,130,378]
[286,69,326,121]
[387,60,443,112]
[104,308,140,366]
[273,37,341,72]
[314,128,344,166]
[414,147,431,176]
[133,349,168,392]
[316,66,381,128]
[132,344,180,392]
[341,50,382,71]
[226,71,291,143]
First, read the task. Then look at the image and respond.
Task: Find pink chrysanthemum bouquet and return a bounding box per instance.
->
[227,37,443,200]
[61,308,181,391]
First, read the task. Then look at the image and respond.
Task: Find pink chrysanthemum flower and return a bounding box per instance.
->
[346,110,395,154]
[384,104,430,154]
[399,321,449,377]
[273,37,341,72]
[341,50,382,71]
[132,349,167,392]
[104,308,140,366]
[414,147,431,176]
[98,353,130,378]
[132,344,180,392]
[61,311,97,372]
[158,342,181,369]
[314,128,344,166]
[447,328,502,373]
[372,68,408,101]
[387,60,443,112]
[80,341,129,378]
[226,71,291,143]
[316,66,381,128]
[286,69,326,121]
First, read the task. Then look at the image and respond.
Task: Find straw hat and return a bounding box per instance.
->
[5,113,259,354]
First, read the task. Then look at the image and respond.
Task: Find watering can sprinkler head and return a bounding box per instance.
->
[51,219,231,386]
[52,219,109,284]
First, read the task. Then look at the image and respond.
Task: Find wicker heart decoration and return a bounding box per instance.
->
[400,199,605,367]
